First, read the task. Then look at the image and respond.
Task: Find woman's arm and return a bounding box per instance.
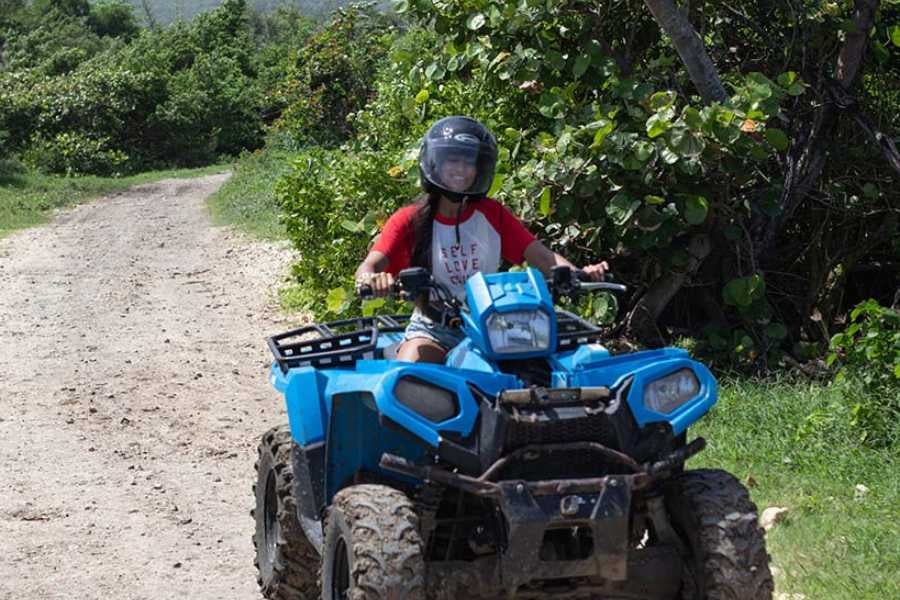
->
[522,240,608,281]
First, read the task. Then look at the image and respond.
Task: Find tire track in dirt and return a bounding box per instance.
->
[0,174,304,599]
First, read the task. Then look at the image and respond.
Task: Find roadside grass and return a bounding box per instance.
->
[207,148,299,240]
[0,159,229,239]
[694,378,899,599]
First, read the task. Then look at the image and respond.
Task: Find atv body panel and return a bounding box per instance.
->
[264,267,727,598]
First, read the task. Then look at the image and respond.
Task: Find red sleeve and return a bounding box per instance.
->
[371,205,417,275]
[477,199,537,264]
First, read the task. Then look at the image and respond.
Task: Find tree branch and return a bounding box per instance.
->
[643,0,728,104]
[625,234,712,345]
[754,0,882,262]
[836,0,880,87]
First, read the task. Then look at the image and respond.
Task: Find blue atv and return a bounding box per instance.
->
[253,266,773,600]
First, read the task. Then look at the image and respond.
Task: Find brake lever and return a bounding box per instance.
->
[579,281,628,293]
[573,269,628,294]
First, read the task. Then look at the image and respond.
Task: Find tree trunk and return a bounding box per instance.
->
[625,234,712,345]
[754,0,881,263]
[643,0,728,104]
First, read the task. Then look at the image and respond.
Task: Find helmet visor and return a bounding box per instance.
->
[422,141,496,197]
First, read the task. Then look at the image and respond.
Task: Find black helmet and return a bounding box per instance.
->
[418,116,498,202]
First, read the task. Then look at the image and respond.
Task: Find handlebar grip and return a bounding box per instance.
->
[358,284,374,299]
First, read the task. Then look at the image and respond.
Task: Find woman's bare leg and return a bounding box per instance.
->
[397,338,448,363]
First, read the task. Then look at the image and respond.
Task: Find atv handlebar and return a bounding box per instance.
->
[551,266,627,301]
[358,266,627,302]
[578,281,628,293]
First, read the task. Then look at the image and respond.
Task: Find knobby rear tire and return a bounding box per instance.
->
[253,425,320,600]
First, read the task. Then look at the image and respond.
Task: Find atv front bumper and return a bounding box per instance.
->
[381,444,702,599]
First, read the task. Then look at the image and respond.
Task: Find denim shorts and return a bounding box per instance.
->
[404,308,466,351]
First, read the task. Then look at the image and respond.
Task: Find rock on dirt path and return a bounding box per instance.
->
[0,174,302,599]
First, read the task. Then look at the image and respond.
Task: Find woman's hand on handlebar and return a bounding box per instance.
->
[356,271,396,298]
[579,261,609,282]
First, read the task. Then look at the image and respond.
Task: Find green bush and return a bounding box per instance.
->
[87,0,140,40]
[0,0,263,174]
[273,6,395,147]
[827,299,900,444]
[22,132,128,176]
[277,144,417,314]
[0,63,167,168]
[150,50,262,164]
[1,6,106,75]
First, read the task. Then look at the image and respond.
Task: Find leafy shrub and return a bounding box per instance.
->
[1,10,105,75]
[0,63,168,166]
[22,132,128,176]
[0,0,263,173]
[150,50,263,164]
[273,6,395,147]
[87,0,140,40]
[827,299,900,444]
[0,128,10,163]
[277,144,417,314]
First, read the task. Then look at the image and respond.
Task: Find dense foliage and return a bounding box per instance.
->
[272,6,394,147]
[276,0,899,374]
[0,0,319,173]
[827,299,900,443]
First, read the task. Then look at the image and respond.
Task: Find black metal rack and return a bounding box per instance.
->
[555,310,604,352]
[268,310,603,372]
[268,315,409,373]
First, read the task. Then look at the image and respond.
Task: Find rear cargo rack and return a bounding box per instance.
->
[555,310,604,351]
[268,315,409,373]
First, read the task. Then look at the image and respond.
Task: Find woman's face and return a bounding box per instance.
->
[439,155,477,193]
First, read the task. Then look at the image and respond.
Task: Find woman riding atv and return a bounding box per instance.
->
[355,116,609,363]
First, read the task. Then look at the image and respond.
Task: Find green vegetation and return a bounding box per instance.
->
[0,159,227,238]
[273,0,899,377]
[0,0,316,174]
[696,379,899,599]
[828,299,900,445]
[123,0,351,25]
[207,148,298,239]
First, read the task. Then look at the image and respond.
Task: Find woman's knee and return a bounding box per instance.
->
[397,338,447,363]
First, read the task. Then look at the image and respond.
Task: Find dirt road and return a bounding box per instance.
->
[0,174,303,599]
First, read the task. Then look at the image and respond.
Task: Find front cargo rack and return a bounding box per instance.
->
[555,310,604,352]
[268,315,409,373]
[269,310,603,372]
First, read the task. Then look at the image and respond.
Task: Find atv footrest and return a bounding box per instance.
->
[268,315,409,372]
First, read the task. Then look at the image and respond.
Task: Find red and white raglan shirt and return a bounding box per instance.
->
[372,199,537,301]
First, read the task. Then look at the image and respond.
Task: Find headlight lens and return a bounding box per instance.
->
[486,310,551,354]
[643,369,700,414]
[394,376,458,423]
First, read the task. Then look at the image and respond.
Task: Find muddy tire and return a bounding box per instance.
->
[666,469,774,600]
[321,484,425,600]
[254,425,320,599]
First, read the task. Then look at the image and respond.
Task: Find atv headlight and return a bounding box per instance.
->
[643,369,700,414]
[486,310,551,354]
[394,376,459,423]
